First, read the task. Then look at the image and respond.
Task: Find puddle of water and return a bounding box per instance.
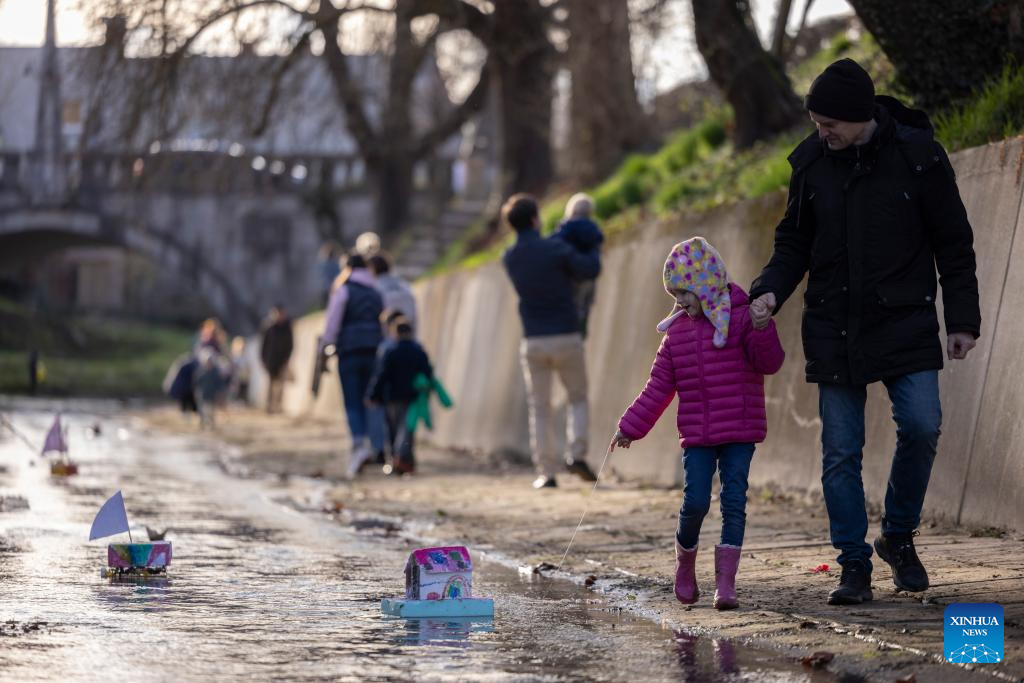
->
[1,406,844,682]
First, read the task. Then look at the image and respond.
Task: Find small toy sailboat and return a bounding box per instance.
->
[42,414,78,476]
[90,490,172,578]
[381,546,494,618]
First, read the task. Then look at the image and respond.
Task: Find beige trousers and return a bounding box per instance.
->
[267,376,285,414]
[520,333,590,477]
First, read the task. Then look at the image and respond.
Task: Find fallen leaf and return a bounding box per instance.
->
[801,651,834,668]
[810,564,830,573]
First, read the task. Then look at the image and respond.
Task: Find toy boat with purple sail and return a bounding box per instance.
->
[42,414,78,476]
[380,546,494,618]
[90,491,172,578]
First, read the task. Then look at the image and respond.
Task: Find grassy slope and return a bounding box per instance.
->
[434,30,1024,275]
[0,299,193,397]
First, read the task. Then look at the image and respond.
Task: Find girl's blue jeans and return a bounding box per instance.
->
[676,443,755,549]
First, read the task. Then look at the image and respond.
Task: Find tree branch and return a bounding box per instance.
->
[172,0,307,57]
[411,54,490,159]
[409,0,492,40]
[250,23,315,136]
[318,8,380,159]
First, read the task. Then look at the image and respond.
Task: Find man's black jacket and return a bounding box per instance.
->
[751,96,981,384]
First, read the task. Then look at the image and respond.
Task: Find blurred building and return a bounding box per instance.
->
[0,8,491,331]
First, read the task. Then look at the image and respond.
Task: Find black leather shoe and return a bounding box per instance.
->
[566,460,597,482]
[532,476,557,489]
[827,562,873,605]
[874,531,929,592]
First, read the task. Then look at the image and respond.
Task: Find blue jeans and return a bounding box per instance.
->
[677,443,755,549]
[819,370,942,571]
[368,406,389,454]
[337,351,377,442]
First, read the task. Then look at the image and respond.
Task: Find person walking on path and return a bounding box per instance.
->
[366,318,434,476]
[612,237,785,610]
[317,241,343,308]
[366,252,418,463]
[553,193,604,338]
[260,304,294,414]
[748,58,981,606]
[502,194,600,489]
[322,253,384,477]
[369,253,418,333]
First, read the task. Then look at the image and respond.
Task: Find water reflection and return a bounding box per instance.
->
[391,616,495,647]
[92,577,173,612]
[674,632,742,681]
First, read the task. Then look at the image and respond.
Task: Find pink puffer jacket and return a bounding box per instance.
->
[619,283,785,448]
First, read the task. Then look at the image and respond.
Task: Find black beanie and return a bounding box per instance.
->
[804,58,875,122]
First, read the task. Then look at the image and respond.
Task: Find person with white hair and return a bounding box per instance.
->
[553,192,605,337]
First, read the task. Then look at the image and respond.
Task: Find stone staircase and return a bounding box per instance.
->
[394,198,491,280]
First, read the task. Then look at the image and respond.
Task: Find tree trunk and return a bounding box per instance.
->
[371,155,415,241]
[847,0,1024,110]
[373,1,421,238]
[567,0,648,185]
[770,0,795,58]
[691,0,804,148]
[491,0,555,197]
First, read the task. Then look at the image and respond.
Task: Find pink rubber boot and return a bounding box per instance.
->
[713,544,742,610]
[674,542,699,604]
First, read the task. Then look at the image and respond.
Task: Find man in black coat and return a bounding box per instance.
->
[749,59,981,606]
[260,304,294,414]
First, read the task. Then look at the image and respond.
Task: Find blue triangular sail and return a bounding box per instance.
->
[89,491,130,541]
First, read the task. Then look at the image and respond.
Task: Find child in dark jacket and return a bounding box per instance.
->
[554,193,604,337]
[366,319,433,475]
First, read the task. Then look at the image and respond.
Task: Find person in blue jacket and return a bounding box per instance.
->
[502,193,600,490]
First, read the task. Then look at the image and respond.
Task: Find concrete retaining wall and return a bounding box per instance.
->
[273,137,1024,531]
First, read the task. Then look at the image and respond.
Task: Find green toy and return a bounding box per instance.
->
[406,373,453,433]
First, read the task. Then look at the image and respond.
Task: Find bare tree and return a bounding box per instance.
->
[691,0,803,147]
[566,0,649,185]
[847,0,1024,110]
[75,0,492,240]
[416,0,559,198]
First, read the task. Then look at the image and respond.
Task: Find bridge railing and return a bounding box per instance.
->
[0,149,452,198]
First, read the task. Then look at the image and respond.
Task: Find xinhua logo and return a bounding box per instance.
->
[944,603,1004,663]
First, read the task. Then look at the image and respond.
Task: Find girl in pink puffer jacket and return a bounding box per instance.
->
[611,237,784,610]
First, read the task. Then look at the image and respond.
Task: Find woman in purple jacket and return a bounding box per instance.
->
[611,237,785,610]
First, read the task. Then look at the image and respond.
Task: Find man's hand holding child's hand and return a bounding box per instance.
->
[750,293,776,330]
[609,431,632,452]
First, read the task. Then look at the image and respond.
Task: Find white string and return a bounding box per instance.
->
[556,437,616,570]
[0,413,40,454]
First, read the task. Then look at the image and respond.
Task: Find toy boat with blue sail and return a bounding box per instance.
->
[90,490,172,578]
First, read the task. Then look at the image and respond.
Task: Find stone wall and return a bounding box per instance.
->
[274,138,1024,530]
